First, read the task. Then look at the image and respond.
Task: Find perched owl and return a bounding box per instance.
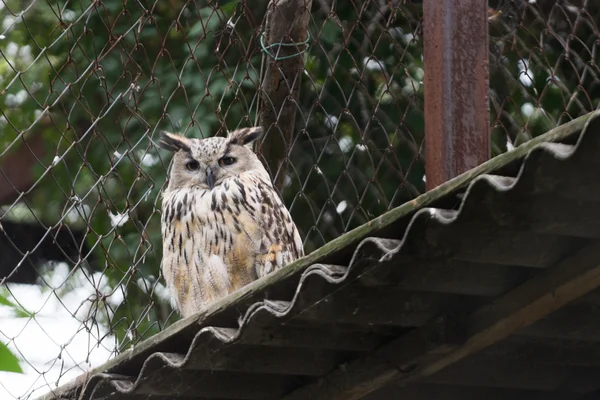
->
[158,127,304,318]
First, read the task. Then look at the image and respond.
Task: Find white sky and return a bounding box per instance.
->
[0,263,117,399]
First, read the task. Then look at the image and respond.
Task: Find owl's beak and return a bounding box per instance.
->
[206,167,215,190]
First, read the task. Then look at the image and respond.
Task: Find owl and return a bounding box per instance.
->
[158,127,304,318]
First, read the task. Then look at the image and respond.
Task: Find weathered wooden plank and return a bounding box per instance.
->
[471,194,600,239]
[422,357,600,393]
[466,244,600,335]
[359,257,531,297]
[133,370,301,398]
[478,336,600,367]
[575,288,600,305]
[421,228,580,268]
[364,383,568,400]
[92,392,232,400]
[185,344,352,376]
[533,166,600,202]
[577,389,600,400]
[264,317,405,336]
[289,288,481,327]
[283,316,465,400]
[447,161,600,239]
[518,303,600,342]
[233,324,387,351]
[284,242,600,399]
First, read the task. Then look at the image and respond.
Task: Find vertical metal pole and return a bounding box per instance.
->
[423,0,490,190]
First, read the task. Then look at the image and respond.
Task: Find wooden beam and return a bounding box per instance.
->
[123,370,298,398]
[284,316,465,400]
[577,389,600,400]
[359,257,530,297]
[517,302,600,342]
[478,336,600,368]
[364,383,570,400]
[421,357,600,392]
[233,324,386,351]
[185,344,349,376]
[284,243,600,399]
[290,289,464,327]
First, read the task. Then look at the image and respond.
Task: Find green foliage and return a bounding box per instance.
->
[0,342,22,374]
[0,292,34,319]
[487,3,600,155]
[0,292,30,373]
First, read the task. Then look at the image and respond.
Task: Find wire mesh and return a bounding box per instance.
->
[0,1,424,397]
[488,0,600,153]
[0,0,597,398]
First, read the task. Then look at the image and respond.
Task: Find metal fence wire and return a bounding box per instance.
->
[488,0,600,153]
[0,0,598,398]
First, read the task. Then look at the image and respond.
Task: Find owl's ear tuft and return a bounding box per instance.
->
[227,127,263,147]
[158,131,192,153]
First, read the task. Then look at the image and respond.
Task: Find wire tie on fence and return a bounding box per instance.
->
[259,31,311,61]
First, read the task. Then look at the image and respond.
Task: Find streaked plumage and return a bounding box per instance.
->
[158,127,304,318]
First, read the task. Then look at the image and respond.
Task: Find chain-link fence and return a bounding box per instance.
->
[0,0,598,398]
[489,0,600,154]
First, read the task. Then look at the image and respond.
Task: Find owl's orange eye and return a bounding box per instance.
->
[185,160,200,171]
[218,156,236,166]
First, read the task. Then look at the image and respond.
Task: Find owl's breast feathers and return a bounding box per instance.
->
[161,171,303,316]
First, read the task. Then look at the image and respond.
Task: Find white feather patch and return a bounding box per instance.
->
[193,191,211,216]
[206,254,230,290]
[169,291,179,311]
[264,261,273,275]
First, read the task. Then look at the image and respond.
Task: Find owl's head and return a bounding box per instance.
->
[158,127,266,190]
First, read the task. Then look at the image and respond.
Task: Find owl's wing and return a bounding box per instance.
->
[253,184,304,278]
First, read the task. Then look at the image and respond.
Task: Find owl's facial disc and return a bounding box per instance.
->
[160,129,267,191]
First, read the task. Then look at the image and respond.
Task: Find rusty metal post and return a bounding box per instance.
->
[423,0,490,190]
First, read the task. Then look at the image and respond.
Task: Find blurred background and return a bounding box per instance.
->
[0,0,598,398]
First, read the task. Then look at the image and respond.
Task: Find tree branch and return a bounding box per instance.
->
[258,0,313,191]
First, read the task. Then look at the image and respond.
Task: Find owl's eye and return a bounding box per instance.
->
[218,156,236,166]
[185,160,200,171]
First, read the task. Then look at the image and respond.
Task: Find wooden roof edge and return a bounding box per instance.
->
[39,110,600,400]
[284,243,600,399]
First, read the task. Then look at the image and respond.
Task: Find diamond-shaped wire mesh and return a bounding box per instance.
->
[488,0,600,153]
[0,0,597,398]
